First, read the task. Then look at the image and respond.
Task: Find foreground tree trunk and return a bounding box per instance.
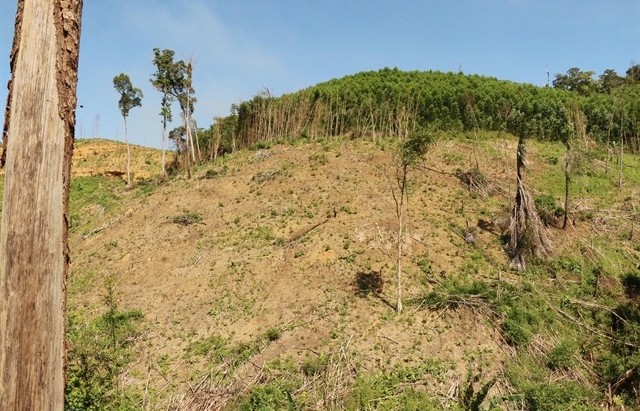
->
[0,0,82,409]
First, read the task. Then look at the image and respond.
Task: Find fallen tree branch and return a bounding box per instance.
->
[286,207,338,243]
[82,221,112,239]
[544,297,639,349]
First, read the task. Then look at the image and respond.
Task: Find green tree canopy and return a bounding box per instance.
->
[151,49,176,123]
[150,48,195,116]
[113,73,142,118]
[599,69,624,93]
[553,67,596,96]
[626,64,640,83]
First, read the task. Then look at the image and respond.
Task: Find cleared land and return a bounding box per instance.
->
[54,134,640,410]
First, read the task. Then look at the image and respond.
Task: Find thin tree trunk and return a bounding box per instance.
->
[185,111,196,163]
[396,204,404,314]
[124,116,131,187]
[180,111,192,178]
[213,120,221,161]
[396,168,407,314]
[563,170,570,229]
[563,112,573,230]
[193,119,201,161]
[605,111,613,174]
[619,133,624,188]
[619,113,624,188]
[161,119,166,177]
[1,0,82,409]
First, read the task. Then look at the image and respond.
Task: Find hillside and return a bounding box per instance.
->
[208,69,640,158]
[72,138,164,179]
[53,133,640,410]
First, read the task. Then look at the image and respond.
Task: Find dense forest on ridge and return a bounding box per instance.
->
[200,68,639,158]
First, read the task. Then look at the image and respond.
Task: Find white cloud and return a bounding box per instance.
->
[121,0,282,75]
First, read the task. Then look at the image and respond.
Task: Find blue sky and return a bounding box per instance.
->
[1,0,639,148]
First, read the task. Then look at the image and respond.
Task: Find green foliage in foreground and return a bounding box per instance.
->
[65,280,143,411]
[344,365,448,411]
[417,257,640,410]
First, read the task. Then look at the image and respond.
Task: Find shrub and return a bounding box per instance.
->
[239,382,295,411]
[346,366,442,411]
[535,194,564,227]
[523,381,596,411]
[65,295,143,410]
[265,327,282,342]
[547,340,576,370]
[301,355,329,377]
[169,211,203,226]
[501,304,542,347]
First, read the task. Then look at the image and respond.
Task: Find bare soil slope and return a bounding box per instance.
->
[72,138,164,179]
[66,135,640,409]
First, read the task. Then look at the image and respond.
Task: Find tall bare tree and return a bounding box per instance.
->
[0,0,83,409]
[113,73,143,187]
[391,130,432,314]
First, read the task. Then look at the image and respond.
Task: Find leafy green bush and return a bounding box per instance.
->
[459,370,496,411]
[421,278,495,310]
[253,141,271,150]
[523,381,596,411]
[597,303,640,405]
[238,382,296,411]
[65,285,143,410]
[502,317,533,347]
[184,335,227,359]
[535,194,564,226]
[546,340,577,370]
[265,327,282,342]
[346,366,442,411]
[301,355,329,377]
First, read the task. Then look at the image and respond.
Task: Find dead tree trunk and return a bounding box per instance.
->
[0,0,82,409]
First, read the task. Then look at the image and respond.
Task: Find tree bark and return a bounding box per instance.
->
[124,116,131,187]
[162,122,167,178]
[396,165,407,314]
[161,118,167,177]
[1,0,82,410]
[619,127,624,189]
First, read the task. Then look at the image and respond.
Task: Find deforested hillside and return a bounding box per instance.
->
[55,131,640,410]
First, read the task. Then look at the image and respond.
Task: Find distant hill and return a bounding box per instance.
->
[210,69,639,156]
[72,138,163,179]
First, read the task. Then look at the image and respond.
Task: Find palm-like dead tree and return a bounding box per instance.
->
[507,134,552,271]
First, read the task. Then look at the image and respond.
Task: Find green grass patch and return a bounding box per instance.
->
[65,280,144,411]
[345,363,448,411]
[69,175,123,230]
